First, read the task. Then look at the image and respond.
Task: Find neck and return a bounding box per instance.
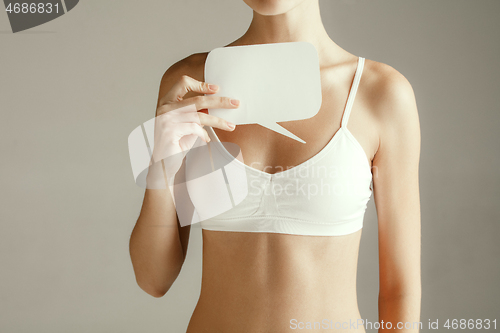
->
[234,0,345,63]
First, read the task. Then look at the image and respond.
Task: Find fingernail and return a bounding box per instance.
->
[230,99,240,106]
[209,84,218,91]
[227,122,235,130]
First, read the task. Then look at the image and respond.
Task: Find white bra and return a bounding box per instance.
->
[184,57,372,236]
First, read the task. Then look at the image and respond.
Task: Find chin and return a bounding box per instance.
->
[243,0,308,15]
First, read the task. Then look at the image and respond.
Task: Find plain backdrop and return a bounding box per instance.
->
[1,0,499,332]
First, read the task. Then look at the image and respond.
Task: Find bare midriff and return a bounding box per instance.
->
[186,229,366,333]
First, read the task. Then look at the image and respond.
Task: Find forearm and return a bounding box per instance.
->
[378,292,421,332]
[129,164,184,297]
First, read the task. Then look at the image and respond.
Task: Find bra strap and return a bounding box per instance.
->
[341,57,365,128]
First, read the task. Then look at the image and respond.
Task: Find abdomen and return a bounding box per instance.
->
[186,230,366,333]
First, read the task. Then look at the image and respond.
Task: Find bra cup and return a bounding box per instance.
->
[185,143,263,221]
[185,132,373,235]
[272,134,372,224]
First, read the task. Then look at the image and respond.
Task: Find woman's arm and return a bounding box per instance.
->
[371,66,422,332]
[129,54,238,297]
[129,60,193,298]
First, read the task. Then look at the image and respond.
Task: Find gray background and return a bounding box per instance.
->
[1,0,499,332]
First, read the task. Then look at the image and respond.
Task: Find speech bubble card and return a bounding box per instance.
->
[204,42,322,143]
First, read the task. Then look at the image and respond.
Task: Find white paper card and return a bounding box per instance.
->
[205,42,322,143]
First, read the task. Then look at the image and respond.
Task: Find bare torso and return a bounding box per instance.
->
[183,48,381,332]
[189,230,364,332]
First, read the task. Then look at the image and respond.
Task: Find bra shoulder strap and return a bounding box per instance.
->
[341,57,365,128]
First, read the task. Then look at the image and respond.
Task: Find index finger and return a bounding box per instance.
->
[159,75,219,106]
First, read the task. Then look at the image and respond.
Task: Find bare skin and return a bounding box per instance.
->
[129,1,421,332]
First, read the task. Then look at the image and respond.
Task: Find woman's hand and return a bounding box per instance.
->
[146,75,240,187]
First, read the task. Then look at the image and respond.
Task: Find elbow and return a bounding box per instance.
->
[135,276,175,298]
[132,262,183,298]
[139,281,168,298]
[133,263,182,297]
[129,235,185,298]
[148,290,166,298]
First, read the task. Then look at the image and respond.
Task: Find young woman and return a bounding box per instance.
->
[129,0,421,332]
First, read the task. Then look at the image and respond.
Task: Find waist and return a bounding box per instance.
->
[189,293,364,333]
[188,229,365,332]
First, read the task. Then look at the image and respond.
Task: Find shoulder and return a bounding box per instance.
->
[362,59,418,120]
[156,52,209,104]
[161,52,209,81]
[159,52,209,89]
[361,58,420,150]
